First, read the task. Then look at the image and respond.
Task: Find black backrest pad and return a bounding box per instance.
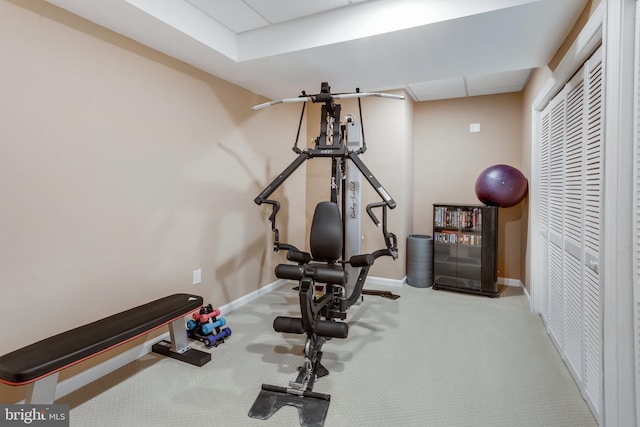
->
[0,294,203,385]
[310,202,343,262]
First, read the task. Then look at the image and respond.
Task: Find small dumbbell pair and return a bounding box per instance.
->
[205,327,232,347]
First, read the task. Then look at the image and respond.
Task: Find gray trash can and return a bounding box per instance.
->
[406,234,433,288]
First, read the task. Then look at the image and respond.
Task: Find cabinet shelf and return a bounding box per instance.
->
[434,226,482,232]
[432,204,498,297]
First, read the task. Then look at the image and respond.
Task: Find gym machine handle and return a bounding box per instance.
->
[366,202,398,260]
[366,202,385,227]
[254,152,309,252]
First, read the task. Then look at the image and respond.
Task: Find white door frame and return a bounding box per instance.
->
[602,0,637,426]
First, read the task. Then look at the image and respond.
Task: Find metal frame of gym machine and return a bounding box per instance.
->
[248,82,403,427]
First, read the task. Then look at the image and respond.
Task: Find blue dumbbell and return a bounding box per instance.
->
[202,317,226,335]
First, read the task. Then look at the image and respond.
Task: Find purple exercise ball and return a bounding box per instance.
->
[475,164,528,208]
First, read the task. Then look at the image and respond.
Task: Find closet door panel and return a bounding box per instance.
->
[547,93,566,346]
[562,72,586,380]
[583,46,603,417]
[538,107,551,323]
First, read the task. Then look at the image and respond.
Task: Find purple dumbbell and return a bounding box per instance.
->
[205,327,232,347]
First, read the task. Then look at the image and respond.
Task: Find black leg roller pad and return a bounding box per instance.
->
[273,316,348,339]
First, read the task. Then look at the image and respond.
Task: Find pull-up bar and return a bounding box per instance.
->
[250,91,405,111]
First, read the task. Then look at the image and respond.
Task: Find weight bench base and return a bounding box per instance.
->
[152,340,211,367]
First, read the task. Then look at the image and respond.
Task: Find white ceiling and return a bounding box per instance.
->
[44,0,587,102]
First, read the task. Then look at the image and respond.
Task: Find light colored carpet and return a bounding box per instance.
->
[60,284,597,427]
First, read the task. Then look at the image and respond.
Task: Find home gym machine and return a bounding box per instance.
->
[248,82,404,427]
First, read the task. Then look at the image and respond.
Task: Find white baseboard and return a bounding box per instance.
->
[497,277,523,287]
[50,275,525,401]
[497,277,532,310]
[49,275,531,401]
[365,276,405,288]
[52,279,288,401]
[218,279,287,315]
[383,277,525,289]
[521,284,532,311]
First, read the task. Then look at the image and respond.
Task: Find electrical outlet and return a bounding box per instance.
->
[469,123,481,133]
[193,268,202,285]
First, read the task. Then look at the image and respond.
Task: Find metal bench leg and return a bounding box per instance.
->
[168,318,190,353]
[25,372,58,404]
[151,319,211,367]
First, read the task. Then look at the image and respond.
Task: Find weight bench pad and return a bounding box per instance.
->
[0,293,203,385]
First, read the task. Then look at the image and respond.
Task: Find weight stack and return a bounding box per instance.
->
[406,234,433,288]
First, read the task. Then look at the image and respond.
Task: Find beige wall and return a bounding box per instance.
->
[0,0,304,401]
[413,93,525,281]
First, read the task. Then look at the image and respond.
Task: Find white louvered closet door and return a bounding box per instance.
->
[537,45,603,421]
[538,105,551,322]
[582,47,603,417]
[546,88,566,349]
[563,67,586,384]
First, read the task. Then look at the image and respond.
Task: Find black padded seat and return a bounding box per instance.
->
[0,293,203,385]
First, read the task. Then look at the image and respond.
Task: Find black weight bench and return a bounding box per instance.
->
[0,293,210,404]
